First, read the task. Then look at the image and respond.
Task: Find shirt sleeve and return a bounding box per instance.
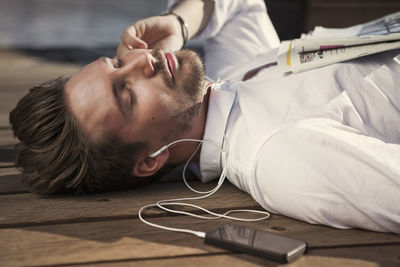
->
[168,0,280,79]
[252,118,400,234]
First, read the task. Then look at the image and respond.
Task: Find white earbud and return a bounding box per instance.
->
[149,146,168,158]
[148,139,211,158]
[140,138,270,238]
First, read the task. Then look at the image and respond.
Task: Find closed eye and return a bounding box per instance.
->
[125,84,133,110]
[122,83,136,115]
[112,58,124,68]
[112,80,136,117]
[118,58,124,68]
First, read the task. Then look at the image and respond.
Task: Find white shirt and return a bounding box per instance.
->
[170,0,400,233]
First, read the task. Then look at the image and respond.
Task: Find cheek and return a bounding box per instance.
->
[133,81,190,136]
[138,95,170,122]
[135,83,177,121]
[133,93,172,137]
[134,109,172,144]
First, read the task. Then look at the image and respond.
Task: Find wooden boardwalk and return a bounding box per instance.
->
[1,48,400,266]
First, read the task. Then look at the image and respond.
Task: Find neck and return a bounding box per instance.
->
[166,84,212,165]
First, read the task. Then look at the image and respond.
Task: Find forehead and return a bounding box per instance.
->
[64,59,123,141]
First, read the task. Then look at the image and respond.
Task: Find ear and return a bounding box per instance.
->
[132,149,170,177]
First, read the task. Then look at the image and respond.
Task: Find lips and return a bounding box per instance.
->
[165,52,176,81]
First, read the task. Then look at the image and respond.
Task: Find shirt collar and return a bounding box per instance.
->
[198,81,236,182]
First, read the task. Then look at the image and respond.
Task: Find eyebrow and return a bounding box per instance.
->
[112,81,125,118]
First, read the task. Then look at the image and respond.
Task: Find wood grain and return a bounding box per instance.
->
[0,128,16,146]
[1,216,399,267]
[0,132,16,167]
[71,247,400,267]
[287,244,400,267]
[84,254,274,267]
[0,180,262,227]
[1,187,399,246]
[0,168,25,194]
[0,217,261,267]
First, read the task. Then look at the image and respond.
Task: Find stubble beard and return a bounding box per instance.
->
[176,49,205,102]
[162,49,206,142]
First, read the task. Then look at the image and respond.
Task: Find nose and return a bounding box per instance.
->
[116,49,155,78]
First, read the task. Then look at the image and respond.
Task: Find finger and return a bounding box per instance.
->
[121,27,148,49]
[153,36,182,52]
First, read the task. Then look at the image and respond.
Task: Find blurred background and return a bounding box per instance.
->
[1,0,400,56]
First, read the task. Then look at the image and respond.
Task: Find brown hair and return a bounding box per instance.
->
[9,77,159,196]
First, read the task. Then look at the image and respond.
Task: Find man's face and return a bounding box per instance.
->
[65,49,205,150]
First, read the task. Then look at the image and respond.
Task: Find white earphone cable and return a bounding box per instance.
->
[139,139,270,238]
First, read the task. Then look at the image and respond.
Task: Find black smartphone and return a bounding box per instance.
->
[204,224,307,263]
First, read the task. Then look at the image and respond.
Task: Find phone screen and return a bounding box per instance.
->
[205,224,307,262]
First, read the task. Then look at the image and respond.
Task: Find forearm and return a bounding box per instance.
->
[168,0,215,40]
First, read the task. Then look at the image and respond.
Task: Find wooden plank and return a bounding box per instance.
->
[0,128,16,146]
[0,84,31,128]
[287,244,400,267]
[261,216,400,248]
[0,142,16,168]
[71,246,400,267]
[0,217,270,267]
[0,128,17,167]
[1,216,399,267]
[0,49,82,127]
[1,177,399,246]
[2,173,399,250]
[0,168,25,194]
[0,181,261,227]
[75,254,275,267]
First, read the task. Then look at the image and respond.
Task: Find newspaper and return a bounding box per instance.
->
[278,11,400,73]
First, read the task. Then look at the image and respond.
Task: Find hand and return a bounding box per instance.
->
[116,15,183,58]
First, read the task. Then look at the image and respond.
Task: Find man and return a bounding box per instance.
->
[10,0,400,233]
